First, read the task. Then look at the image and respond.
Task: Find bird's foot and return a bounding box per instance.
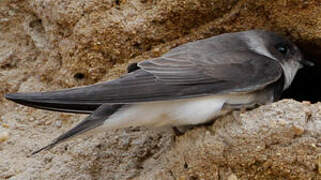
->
[172,126,194,136]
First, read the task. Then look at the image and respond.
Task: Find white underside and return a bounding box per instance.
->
[101,33,302,130]
[103,93,258,130]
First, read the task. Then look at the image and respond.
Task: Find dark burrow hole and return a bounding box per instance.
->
[281,41,321,103]
[29,19,45,34]
[281,64,321,103]
[73,72,85,80]
[29,19,42,28]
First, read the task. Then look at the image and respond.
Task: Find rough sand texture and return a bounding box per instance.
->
[0,0,321,179]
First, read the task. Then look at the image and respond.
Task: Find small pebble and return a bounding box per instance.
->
[45,120,52,125]
[0,131,9,143]
[227,174,238,180]
[263,160,273,169]
[152,47,160,53]
[2,123,9,128]
[292,124,305,135]
[278,119,287,126]
[55,120,62,127]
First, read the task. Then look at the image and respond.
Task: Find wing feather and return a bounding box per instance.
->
[6,35,283,109]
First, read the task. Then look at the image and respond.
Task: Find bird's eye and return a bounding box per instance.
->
[275,43,289,55]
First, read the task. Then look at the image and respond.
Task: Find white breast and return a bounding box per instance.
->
[103,93,258,129]
[280,60,302,90]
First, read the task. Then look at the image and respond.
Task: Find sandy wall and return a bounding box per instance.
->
[0,0,321,179]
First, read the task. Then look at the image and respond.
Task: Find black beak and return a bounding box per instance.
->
[301,59,315,67]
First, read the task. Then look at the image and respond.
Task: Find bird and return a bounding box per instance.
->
[5,30,313,155]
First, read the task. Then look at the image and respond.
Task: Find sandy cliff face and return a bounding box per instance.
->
[0,0,320,179]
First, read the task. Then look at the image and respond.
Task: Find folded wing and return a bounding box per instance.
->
[6,40,283,113]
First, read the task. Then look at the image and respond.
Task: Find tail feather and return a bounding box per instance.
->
[31,104,123,155]
[5,92,101,114]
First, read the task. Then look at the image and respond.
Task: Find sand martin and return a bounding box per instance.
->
[5,30,313,154]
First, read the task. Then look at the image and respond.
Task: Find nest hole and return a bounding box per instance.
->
[281,63,321,103]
